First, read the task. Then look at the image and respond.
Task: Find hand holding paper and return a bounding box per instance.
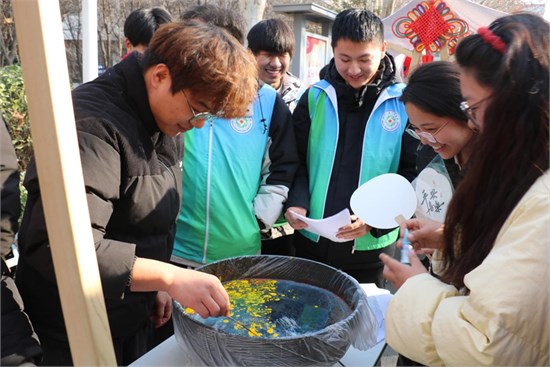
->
[288,209,351,242]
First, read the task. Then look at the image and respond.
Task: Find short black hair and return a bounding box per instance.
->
[331,9,384,48]
[124,7,172,47]
[181,4,246,45]
[247,18,295,58]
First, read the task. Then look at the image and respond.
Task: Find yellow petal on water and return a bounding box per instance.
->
[184,307,196,315]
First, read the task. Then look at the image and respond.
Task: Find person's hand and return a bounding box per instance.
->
[380,249,428,289]
[150,291,172,328]
[284,206,308,230]
[166,268,230,319]
[397,218,445,254]
[336,215,371,241]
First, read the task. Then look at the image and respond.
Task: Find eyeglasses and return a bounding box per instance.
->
[183,91,215,126]
[406,120,450,144]
[460,99,485,129]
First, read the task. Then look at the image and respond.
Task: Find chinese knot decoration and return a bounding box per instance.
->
[392,0,470,54]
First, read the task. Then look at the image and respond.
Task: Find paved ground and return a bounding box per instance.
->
[377,272,399,366]
[379,345,399,366]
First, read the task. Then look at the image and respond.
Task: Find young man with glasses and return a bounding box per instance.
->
[15,21,258,366]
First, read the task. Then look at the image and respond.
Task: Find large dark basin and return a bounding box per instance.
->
[172,255,376,366]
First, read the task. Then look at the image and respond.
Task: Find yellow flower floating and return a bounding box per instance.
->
[182,278,339,339]
[184,278,302,338]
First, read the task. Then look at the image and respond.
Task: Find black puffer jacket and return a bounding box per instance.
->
[16,53,183,342]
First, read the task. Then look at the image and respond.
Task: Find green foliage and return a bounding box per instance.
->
[0,64,32,172]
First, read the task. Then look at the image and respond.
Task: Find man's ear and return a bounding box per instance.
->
[148,64,171,89]
[124,38,133,53]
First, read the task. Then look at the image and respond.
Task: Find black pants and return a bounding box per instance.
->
[38,321,153,366]
[293,233,396,288]
[1,271,42,366]
[261,234,295,256]
[397,354,425,366]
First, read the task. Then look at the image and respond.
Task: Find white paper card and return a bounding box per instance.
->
[414,167,453,223]
[289,208,351,242]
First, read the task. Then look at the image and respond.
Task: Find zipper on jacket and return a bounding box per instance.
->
[202,119,214,263]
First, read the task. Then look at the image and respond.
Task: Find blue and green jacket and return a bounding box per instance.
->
[305,80,407,250]
[173,84,298,264]
[287,57,417,257]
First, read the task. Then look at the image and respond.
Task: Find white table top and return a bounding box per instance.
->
[130,334,386,367]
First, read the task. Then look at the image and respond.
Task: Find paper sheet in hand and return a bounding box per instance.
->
[290,208,351,242]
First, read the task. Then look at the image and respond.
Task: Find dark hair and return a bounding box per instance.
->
[331,8,384,48]
[181,4,246,45]
[142,21,258,119]
[247,18,295,58]
[441,13,549,288]
[124,7,172,47]
[401,61,467,122]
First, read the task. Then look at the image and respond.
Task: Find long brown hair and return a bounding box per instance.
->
[441,13,549,288]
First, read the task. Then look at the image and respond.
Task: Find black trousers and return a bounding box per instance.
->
[293,232,397,288]
[38,321,153,366]
[1,270,42,366]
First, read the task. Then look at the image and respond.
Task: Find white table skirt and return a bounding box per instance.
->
[130,334,386,367]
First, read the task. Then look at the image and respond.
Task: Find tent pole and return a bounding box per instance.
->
[12,0,116,365]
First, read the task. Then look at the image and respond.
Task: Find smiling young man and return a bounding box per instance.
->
[15,21,257,366]
[246,18,306,256]
[247,18,306,113]
[284,9,417,287]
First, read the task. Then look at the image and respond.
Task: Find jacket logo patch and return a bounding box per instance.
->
[230,116,254,134]
[381,111,400,132]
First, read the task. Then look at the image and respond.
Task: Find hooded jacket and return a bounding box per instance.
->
[15,54,182,343]
[287,55,417,267]
[278,71,307,113]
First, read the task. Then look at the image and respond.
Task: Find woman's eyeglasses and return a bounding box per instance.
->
[183,91,215,126]
[406,121,450,144]
[460,99,484,129]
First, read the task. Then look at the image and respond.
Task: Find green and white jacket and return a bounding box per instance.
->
[173,84,298,264]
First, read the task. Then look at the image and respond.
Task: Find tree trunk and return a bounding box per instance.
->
[237,0,267,33]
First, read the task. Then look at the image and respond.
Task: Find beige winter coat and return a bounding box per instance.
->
[385,171,550,366]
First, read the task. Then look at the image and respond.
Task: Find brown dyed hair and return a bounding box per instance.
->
[441,13,549,289]
[141,21,258,118]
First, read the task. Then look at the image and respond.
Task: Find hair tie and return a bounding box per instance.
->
[478,27,507,54]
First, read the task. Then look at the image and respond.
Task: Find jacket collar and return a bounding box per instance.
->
[117,52,159,136]
[320,54,398,109]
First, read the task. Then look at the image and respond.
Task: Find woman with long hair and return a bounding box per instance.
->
[381,13,549,365]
